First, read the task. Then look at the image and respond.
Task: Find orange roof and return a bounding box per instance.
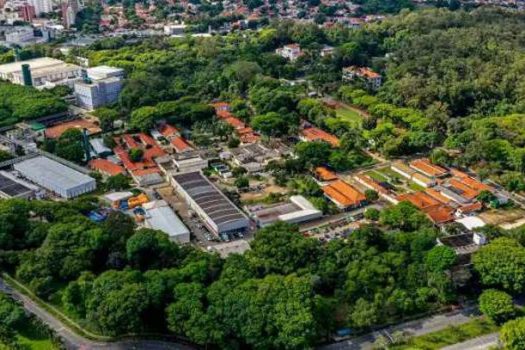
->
[459,202,483,214]
[132,167,161,177]
[355,174,388,194]
[212,102,231,111]
[122,134,139,149]
[323,180,365,207]
[410,159,448,177]
[301,127,340,147]
[224,117,245,129]
[143,146,166,162]
[343,66,381,79]
[448,179,479,200]
[425,188,452,204]
[45,119,101,139]
[159,124,179,138]
[239,133,260,144]
[171,136,192,153]
[237,127,254,135]
[89,159,126,176]
[450,169,469,178]
[216,110,235,119]
[315,166,338,182]
[397,192,440,210]
[425,205,455,224]
[139,133,156,146]
[461,176,492,193]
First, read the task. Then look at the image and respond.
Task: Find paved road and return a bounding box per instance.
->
[441,333,499,350]
[0,278,195,350]
[319,306,479,350]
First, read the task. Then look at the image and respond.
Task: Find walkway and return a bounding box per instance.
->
[441,333,498,350]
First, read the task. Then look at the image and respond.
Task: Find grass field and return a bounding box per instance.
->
[365,170,388,183]
[408,182,426,192]
[324,106,365,130]
[391,318,498,350]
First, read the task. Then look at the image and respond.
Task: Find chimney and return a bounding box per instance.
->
[21,64,32,86]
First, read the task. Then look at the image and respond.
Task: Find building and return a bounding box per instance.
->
[0,57,81,87]
[322,179,366,210]
[143,200,190,244]
[300,126,340,147]
[391,161,415,179]
[89,138,112,157]
[14,156,96,198]
[171,171,250,236]
[0,170,38,199]
[164,23,186,35]
[61,0,81,28]
[4,26,34,44]
[342,66,382,90]
[437,231,487,256]
[409,158,448,178]
[247,195,322,227]
[412,172,436,188]
[29,0,52,16]
[173,153,208,173]
[171,136,193,153]
[275,44,303,61]
[18,4,36,22]
[74,66,125,110]
[320,45,335,57]
[89,158,126,177]
[354,174,399,204]
[314,166,338,183]
[397,191,455,225]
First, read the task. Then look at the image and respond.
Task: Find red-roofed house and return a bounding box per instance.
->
[342,66,382,90]
[300,126,340,147]
[171,136,193,153]
[89,159,126,177]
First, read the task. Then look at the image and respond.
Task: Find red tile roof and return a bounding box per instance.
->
[410,159,448,177]
[323,180,365,208]
[45,119,101,139]
[425,205,455,224]
[301,127,340,147]
[315,167,338,182]
[397,191,441,210]
[171,136,192,153]
[159,124,179,138]
[89,159,126,176]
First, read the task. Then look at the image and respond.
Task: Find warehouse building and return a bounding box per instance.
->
[0,57,82,87]
[14,156,96,198]
[143,200,190,244]
[0,171,39,199]
[171,171,250,236]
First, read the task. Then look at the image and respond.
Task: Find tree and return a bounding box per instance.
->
[130,106,159,131]
[425,246,456,272]
[380,202,432,231]
[473,238,525,293]
[128,148,143,162]
[105,174,130,191]
[501,317,525,350]
[234,176,249,189]
[364,208,380,221]
[248,222,320,276]
[94,107,119,132]
[126,228,180,270]
[251,112,289,136]
[479,289,515,324]
[55,128,85,163]
[294,141,332,169]
[364,189,379,202]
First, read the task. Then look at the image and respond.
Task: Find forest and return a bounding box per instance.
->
[1,196,525,348]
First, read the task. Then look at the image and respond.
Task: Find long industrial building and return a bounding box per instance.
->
[143,200,190,244]
[0,57,82,87]
[171,171,250,236]
[14,156,96,198]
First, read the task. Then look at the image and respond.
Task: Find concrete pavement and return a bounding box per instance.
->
[0,278,195,350]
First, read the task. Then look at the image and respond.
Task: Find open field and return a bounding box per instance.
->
[324,105,365,129]
[15,321,58,350]
[479,208,525,227]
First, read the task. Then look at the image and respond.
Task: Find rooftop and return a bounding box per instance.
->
[143,200,190,241]
[315,166,338,182]
[0,57,79,75]
[323,179,365,207]
[301,126,340,147]
[172,171,248,226]
[0,171,35,197]
[89,159,126,176]
[45,119,101,139]
[410,158,448,177]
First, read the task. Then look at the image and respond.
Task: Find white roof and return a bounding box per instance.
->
[104,191,134,202]
[0,57,79,75]
[456,216,486,231]
[279,209,322,222]
[86,65,124,79]
[14,156,95,190]
[90,138,111,155]
[144,200,190,239]
[290,195,316,210]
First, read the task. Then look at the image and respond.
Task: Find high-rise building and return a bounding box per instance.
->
[18,3,36,21]
[29,0,52,16]
[61,0,80,28]
[74,66,125,110]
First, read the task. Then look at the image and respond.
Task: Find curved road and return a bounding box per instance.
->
[0,278,195,350]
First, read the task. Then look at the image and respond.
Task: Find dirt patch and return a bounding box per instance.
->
[479,208,525,226]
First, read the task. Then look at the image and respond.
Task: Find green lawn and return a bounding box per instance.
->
[408,182,426,192]
[376,167,402,181]
[336,107,363,125]
[365,170,388,183]
[15,320,57,350]
[391,318,498,350]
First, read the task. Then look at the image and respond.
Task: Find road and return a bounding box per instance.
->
[0,278,195,350]
[319,306,479,350]
[441,333,498,350]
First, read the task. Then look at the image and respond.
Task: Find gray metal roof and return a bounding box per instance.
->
[172,172,247,226]
[14,156,95,190]
[0,173,33,197]
[145,205,189,238]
